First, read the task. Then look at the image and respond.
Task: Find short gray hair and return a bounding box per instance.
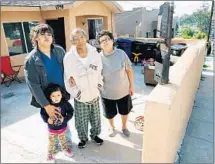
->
[70,28,87,41]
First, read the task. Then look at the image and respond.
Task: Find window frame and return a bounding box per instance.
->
[2,21,39,56]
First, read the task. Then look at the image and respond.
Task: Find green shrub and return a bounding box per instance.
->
[194,31,207,39]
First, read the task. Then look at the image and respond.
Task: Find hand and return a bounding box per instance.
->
[69,76,76,87]
[48,118,54,124]
[59,115,64,123]
[129,86,134,96]
[98,84,103,93]
[44,104,60,120]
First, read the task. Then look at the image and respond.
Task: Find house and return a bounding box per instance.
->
[115,7,159,38]
[1,1,123,77]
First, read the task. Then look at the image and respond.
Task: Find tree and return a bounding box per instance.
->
[179,2,211,34]
[193,2,211,33]
[179,14,195,26]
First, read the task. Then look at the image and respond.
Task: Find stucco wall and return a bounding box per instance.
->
[141,8,159,37]
[116,8,142,36]
[142,39,206,163]
[1,10,44,78]
[76,15,108,39]
[116,8,159,37]
[1,1,115,78]
[70,1,113,32]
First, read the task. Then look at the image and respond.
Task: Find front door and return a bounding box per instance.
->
[46,17,66,50]
[88,18,103,40]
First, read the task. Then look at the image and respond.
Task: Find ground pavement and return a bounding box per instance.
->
[1,65,154,163]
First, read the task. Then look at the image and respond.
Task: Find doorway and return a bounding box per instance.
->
[46,17,66,50]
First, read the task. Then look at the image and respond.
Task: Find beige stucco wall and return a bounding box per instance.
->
[70,1,114,32]
[76,15,108,38]
[142,39,206,163]
[40,10,70,51]
[1,1,115,79]
[1,10,44,78]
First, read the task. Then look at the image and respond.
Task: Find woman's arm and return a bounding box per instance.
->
[24,59,60,118]
[124,54,134,96]
[126,67,134,96]
[24,60,50,107]
[97,53,104,91]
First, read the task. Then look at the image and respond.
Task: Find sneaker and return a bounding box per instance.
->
[78,140,87,149]
[64,149,74,158]
[91,136,103,145]
[122,128,130,137]
[108,128,116,137]
[47,154,55,163]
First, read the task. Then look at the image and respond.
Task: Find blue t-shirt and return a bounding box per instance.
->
[40,50,64,87]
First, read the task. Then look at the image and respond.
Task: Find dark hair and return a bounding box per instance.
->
[44,83,65,103]
[97,30,114,44]
[30,23,55,48]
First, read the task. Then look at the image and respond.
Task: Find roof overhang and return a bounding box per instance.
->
[1,6,41,12]
[102,1,124,13]
[41,1,124,13]
[1,1,124,13]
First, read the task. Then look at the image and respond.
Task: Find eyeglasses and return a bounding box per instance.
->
[100,37,111,44]
[72,36,85,43]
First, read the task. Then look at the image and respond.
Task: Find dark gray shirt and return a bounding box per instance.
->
[100,48,132,99]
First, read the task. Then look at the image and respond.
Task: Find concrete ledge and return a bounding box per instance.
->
[142,39,206,163]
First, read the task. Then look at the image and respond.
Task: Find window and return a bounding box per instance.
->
[3,22,39,56]
[88,18,103,40]
[95,19,103,37]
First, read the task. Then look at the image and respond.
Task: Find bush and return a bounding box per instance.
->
[180,27,195,37]
[194,31,207,39]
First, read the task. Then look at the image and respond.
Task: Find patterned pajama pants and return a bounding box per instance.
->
[48,130,68,155]
[74,97,101,141]
[53,127,72,154]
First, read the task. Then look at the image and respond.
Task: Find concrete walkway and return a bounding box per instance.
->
[178,56,214,163]
[1,65,154,163]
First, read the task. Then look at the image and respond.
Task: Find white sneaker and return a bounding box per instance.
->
[108,128,116,137]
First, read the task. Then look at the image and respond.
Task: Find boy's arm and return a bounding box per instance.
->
[64,101,74,122]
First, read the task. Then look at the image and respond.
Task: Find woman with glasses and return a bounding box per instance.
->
[64,28,104,149]
[97,30,134,138]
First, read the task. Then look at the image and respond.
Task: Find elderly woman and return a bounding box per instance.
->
[63,28,103,148]
[97,30,134,137]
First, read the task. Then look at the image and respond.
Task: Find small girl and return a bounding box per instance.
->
[40,83,74,163]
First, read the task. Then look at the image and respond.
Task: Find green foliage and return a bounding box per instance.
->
[193,2,211,33]
[179,14,196,26]
[193,31,207,39]
[179,2,211,34]
[179,26,195,38]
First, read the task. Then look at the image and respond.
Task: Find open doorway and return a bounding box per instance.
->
[46,17,66,50]
[87,18,103,40]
